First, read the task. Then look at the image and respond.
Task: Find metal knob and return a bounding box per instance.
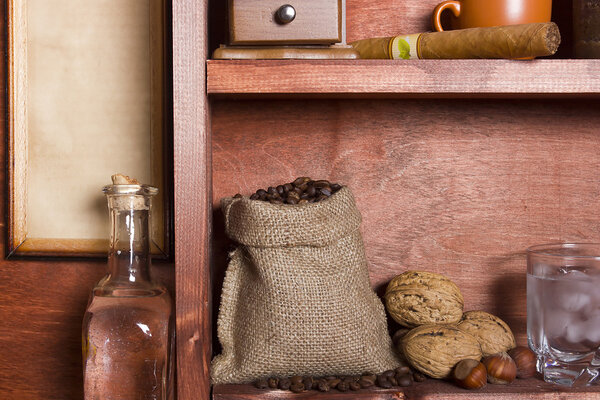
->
[276,4,296,24]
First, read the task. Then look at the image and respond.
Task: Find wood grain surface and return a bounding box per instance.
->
[172,0,212,399]
[207,59,600,96]
[211,98,600,351]
[214,377,600,399]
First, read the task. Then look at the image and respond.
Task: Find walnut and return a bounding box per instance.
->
[457,311,516,357]
[384,271,464,328]
[402,324,483,379]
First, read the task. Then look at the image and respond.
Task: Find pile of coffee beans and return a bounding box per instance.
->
[253,366,426,393]
[235,177,342,205]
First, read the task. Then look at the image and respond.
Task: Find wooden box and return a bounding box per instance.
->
[229,0,342,45]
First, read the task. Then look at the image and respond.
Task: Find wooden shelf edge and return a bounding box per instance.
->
[206,59,600,98]
[213,378,600,399]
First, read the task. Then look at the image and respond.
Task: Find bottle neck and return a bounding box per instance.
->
[107,196,152,285]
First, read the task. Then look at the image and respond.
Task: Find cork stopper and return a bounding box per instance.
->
[111,173,140,185]
[103,174,157,211]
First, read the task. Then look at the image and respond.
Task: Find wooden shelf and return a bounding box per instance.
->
[207,59,600,98]
[214,378,600,399]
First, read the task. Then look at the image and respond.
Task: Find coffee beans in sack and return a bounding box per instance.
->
[211,178,400,384]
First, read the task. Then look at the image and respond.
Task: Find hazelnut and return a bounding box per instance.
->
[508,346,537,378]
[482,352,517,384]
[452,359,487,389]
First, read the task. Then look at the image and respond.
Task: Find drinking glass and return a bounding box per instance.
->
[527,243,600,386]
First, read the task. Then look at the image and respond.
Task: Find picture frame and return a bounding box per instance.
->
[7,0,170,257]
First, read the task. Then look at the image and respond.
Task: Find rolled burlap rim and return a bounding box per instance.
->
[222,186,362,248]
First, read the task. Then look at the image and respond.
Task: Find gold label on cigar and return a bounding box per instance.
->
[389,34,421,59]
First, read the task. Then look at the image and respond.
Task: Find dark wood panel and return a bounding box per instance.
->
[211,98,600,349]
[172,1,212,400]
[0,260,174,400]
[214,378,600,399]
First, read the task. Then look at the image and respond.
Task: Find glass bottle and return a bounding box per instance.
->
[82,184,174,400]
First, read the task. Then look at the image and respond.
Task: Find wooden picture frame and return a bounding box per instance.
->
[7,0,170,257]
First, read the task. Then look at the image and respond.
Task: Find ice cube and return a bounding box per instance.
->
[584,317,600,343]
[565,321,586,343]
[558,292,592,312]
[553,269,594,312]
[545,310,571,338]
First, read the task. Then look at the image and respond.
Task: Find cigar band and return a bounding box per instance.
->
[389,34,421,60]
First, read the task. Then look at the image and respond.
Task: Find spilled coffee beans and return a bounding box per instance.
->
[236,177,342,205]
[253,367,426,393]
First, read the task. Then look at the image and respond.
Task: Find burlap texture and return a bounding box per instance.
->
[211,187,400,384]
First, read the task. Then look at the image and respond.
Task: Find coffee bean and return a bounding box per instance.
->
[278,378,291,390]
[361,373,376,382]
[383,370,395,378]
[246,177,342,205]
[285,197,298,205]
[293,177,311,187]
[290,383,305,393]
[233,193,243,198]
[269,199,283,204]
[337,381,349,392]
[358,377,374,388]
[331,183,342,192]
[327,378,341,389]
[290,376,303,385]
[254,379,268,389]
[313,180,330,188]
[349,381,361,391]
[376,375,392,389]
[298,199,308,204]
[395,366,411,376]
[319,187,332,196]
[267,377,278,388]
[389,376,398,386]
[413,372,426,382]
[303,376,314,390]
[398,374,412,387]
[317,379,330,392]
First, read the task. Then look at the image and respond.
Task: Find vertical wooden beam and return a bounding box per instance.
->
[172,0,211,399]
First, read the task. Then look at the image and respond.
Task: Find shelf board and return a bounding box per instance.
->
[213,378,600,399]
[207,59,600,98]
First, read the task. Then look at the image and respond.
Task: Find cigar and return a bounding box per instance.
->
[350,23,561,59]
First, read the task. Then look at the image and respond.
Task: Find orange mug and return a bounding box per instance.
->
[432,0,552,31]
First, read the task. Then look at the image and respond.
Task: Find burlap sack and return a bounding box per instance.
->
[211,187,400,384]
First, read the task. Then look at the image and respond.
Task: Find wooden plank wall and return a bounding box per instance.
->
[211,97,600,351]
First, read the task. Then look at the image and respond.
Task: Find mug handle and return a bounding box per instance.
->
[432,0,461,32]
